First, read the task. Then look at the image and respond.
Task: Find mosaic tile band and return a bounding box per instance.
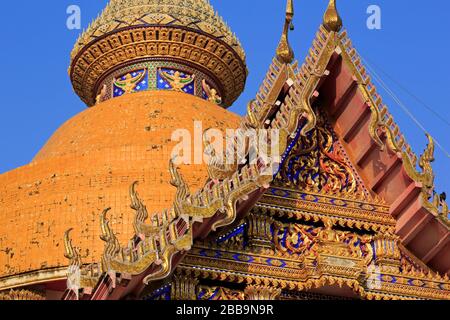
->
[97,60,223,106]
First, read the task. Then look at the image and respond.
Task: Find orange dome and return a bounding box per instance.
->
[0,91,241,287]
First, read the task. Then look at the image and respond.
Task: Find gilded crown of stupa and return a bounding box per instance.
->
[69,0,247,107]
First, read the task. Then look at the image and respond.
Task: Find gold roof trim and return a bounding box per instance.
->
[0,268,67,291]
[65,157,274,290]
[180,237,450,300]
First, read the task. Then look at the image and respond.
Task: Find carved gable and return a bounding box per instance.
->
[274,108,370,200]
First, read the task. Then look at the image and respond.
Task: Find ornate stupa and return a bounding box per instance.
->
[0,0,245,296]
[70,0,247,107]
[0,0,449,301]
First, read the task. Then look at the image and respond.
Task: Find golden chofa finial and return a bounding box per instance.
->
[323,0,343,32]
[276,0,295,64]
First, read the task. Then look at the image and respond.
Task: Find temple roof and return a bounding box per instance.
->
[65,0,450,298]
[1,0,448,299]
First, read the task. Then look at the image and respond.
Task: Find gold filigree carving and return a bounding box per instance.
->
[130,181,149,237]
[400,134,435,193]
[336,30,448,225]
[65,154,274,290]
[71,26,246,107]
[246,99,260,129]
[64,229,102,295]
[70,0,247,107]
[64,228,82,270]
[179,227,450,300]
[245,285,281,300]
[372,234,401,272]
[273,218,373,265]
[171,274,199,300]
[197,286,245,301]
[71,0,245,62]
[258,193,394,234]
[64,228,82,296]
[276,113,365,198]
[246,212,275,250]
[0,289,45,301]
[178,215,450,300]
[203,129,238,181]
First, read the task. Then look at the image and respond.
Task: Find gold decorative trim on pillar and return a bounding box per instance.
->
[197,286,245,300]
[171,274,199,300]
[246,211,275,251]
[244,285,281,300]
[373,234,401,272]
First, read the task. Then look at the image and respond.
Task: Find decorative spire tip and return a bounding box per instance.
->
[323,0,343,32]
[276,0,295,64]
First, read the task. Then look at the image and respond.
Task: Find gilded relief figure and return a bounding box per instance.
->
[114,71,146,94]
[202,79,222,105]
[159,69,194,92]
[95,84,107,105]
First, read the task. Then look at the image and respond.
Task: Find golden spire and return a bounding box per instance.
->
[276,0,295,64]
[323,0,343,32]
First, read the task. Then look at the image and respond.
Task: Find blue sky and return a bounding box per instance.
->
[0,0,449,194]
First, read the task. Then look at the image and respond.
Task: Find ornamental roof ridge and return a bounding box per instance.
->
[244,0,448,229]
[235,0,449,274]
[337,29,449,227]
